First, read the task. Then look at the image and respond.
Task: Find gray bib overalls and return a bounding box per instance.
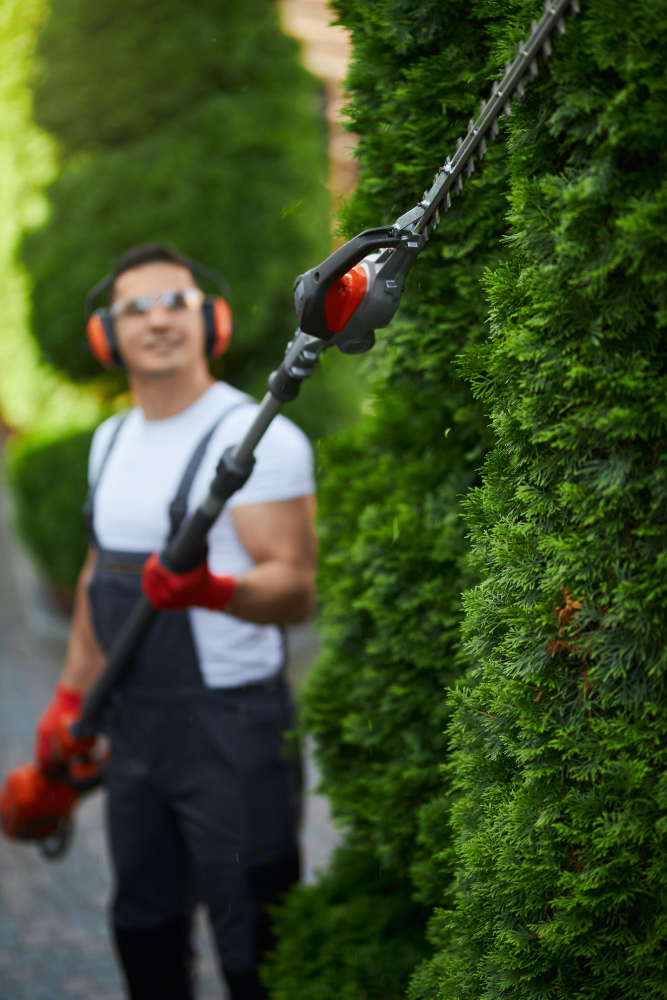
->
[86,407,302,999]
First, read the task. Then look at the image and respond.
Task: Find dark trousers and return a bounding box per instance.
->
[106,677,302,999]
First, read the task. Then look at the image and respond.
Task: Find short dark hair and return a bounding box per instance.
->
[110,242,198,298]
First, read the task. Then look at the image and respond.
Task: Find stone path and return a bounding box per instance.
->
[0,462,341,999]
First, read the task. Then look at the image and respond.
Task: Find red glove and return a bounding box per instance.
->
[142,553,236,612]
[35,683,85,769]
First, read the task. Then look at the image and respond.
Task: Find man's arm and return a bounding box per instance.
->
[226,494,317,624]
[60,547,106,693]
[142,494,318,625]
[35,548,106,765]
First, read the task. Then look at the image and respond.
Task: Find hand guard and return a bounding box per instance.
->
[142,552,236,612]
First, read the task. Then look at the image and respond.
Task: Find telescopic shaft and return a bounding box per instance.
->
[72,330,323,738]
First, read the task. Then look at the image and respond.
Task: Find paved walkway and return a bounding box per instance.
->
[0,459,341,999]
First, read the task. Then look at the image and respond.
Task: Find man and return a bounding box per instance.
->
[34,243,317,1000]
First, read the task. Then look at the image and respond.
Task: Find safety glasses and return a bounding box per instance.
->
[110,287,205,319]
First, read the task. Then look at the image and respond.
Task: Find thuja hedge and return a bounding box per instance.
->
[264,836,429,1000]
[6,426,92,591]
[267,0,511,994]
[413,1,667,997]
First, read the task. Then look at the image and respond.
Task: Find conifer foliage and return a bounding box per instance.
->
[416,1,667,996]
[267,0,511,994]
[267,0,667,997]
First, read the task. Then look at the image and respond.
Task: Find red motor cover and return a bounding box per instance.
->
[324,264,368,333]
[0,762,77,841]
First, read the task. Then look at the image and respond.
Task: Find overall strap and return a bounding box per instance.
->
[167,399,252,540]
[84,412,131,543]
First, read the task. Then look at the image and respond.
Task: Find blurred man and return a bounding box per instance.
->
[35,243,317,1000]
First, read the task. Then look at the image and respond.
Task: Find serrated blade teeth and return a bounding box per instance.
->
[516,80,525,101]
[491,80,499,96]
[557,16,566,35]
[434,207,441,228]
[467,118,475,134]
[466,157,475,177]
[456,136,463,154]
[529,59,539,78]
[490,118,500,140]
[543,37,553,57]
[571,0,581,12]
[503,99,511,119]
[478,136,487,159]
[445,191,451,211]
[532,18,539,30]
[479,98,487,116]
[455,174,463,195]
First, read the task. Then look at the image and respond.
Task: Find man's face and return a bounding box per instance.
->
[111,262,207,376]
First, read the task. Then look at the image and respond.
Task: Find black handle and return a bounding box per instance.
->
[294,226,415,340]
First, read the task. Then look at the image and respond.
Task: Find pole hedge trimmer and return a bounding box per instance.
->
[0,0,579,858]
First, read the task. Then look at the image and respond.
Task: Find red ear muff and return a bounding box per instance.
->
[204,296,233,359]
[86,310,123,370]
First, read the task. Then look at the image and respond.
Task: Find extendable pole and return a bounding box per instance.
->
[72,330,323,739]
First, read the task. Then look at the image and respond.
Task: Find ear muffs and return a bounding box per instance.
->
[86,310,124,370]
[203,296,233,359]
[85,255,233,370]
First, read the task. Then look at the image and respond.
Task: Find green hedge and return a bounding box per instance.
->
[6,427,93,590]
[264,837,429,1000]
[416,2,667,996]
[266,0,511,993]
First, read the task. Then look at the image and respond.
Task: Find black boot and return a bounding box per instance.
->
[113,916,195,1000]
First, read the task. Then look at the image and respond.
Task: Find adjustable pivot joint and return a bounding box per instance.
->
[268,338,321,402]
[212,445,255,499]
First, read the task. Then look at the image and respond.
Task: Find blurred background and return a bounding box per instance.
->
[1,0,361,601]
[0,2,358,996]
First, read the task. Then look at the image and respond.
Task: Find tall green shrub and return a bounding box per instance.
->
[6,427,92,590]
[0,0,100,433]
[268,1,512,993]
[415,2,667,997]
[20,0,333,422]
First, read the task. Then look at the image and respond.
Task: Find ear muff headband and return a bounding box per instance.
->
[84,255,233,370]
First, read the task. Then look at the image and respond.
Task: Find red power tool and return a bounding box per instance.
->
[0,715,107,858]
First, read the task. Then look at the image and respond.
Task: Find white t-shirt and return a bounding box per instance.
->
[88,381,315,688]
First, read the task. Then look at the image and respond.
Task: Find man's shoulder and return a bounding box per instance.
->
[202,380,250,412]
[88,409,135,483]
[91,409,133,449]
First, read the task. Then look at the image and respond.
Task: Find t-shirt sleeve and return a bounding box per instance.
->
[222,411,315,507]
